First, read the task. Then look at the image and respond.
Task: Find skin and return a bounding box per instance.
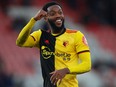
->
[34,5,70,85]
[34,5,65,34]
[47,5,64,26]
[47,5,65,34]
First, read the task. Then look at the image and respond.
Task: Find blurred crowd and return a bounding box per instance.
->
[0,0,116,87]
[0,0,116,26]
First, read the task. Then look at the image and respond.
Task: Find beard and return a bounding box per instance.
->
[48,19,65,34]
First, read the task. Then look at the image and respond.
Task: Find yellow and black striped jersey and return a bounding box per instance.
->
[18,18,91,87]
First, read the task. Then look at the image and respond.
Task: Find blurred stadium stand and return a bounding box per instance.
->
[86,24,116,56]
[0,11,39,75]
[0,0,116,87]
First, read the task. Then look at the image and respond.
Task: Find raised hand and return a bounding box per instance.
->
[33,9,47,21]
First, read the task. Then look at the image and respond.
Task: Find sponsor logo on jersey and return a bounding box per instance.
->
[41,46,71,61]
[41,46,54,59]
[55,52,71,57]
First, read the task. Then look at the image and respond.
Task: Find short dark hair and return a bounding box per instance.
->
[42,1,62,11]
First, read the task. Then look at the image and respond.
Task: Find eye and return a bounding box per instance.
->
[58,11,63,15]
[49,11,55,16]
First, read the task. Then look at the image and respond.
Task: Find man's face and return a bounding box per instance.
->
[47,5,65,28]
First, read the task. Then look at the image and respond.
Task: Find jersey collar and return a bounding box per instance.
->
[52,28,66,37]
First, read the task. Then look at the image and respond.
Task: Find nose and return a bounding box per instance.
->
[55,12,61,18]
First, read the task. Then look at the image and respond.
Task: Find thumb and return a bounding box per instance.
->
[49,71,55,74]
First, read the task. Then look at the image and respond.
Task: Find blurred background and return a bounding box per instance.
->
[0,0,116,87]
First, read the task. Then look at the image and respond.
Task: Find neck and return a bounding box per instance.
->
[51,27,65,34]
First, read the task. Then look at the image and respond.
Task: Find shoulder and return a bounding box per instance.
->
[65,29,83,35]
[65,29,78,33]
[34,29,51,34]
[30,29,42,36]
[65,29,85,38]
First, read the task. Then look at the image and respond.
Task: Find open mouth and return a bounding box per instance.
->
[55,19,62,26]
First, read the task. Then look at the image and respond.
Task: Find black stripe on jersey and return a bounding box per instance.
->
[39,30,56,87]
[77,50,90,54]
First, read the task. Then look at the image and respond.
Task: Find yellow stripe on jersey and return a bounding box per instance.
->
[54,29,91,87]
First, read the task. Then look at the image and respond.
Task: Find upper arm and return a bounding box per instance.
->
[22,30,42,47]
[76,31,91,71]
[75,31,90,53]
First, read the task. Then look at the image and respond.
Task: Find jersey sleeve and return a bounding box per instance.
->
[68,52,91,74]
[75,31,90,54]
[23,30,42,47]
[67,31,91,74]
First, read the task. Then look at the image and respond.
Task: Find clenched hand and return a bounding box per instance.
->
[34,9,47,21]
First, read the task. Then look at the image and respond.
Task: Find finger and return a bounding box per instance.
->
[50,71,59,84]
[53,74,61,85]
[50,74,56,83]
[53,78,59,85]
[57,79,62,86]
[50,71,56,80]
[49,71,55,75]
[50,73,58,84]
[50,72,55,83]
[50,76,56,84]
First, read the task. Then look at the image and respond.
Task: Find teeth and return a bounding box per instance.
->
[56,19,61,22]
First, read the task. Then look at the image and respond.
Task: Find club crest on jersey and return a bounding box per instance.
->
[82,36,88,45]
[63,41,69,47]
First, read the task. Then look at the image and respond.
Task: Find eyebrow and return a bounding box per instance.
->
[48,9,62,13]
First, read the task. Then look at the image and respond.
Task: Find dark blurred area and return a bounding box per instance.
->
[0,0,116,87]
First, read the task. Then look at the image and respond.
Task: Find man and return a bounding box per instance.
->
[16,1,91,87]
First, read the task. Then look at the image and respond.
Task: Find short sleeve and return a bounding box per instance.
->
[75,31,90,54]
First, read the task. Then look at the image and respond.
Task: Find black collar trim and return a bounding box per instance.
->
[53,28,66,37]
